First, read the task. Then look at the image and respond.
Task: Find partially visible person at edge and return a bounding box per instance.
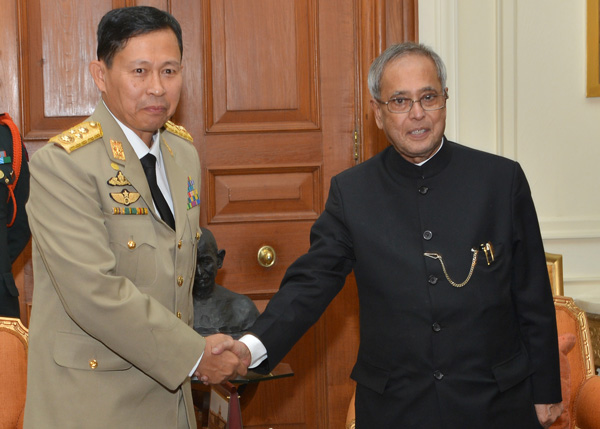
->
[229,42,562,428]
[0,113,30,318]
[23,7,247,428]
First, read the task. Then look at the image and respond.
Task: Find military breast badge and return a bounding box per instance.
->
[110,189,140,206]
[0,150,12,164]
[107,171,132,186]
[187,176,200,209]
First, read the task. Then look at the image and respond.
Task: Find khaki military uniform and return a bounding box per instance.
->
[24,102,204,428]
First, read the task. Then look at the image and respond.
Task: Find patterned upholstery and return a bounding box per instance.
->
[552,297,600,429]
[0,317,28,429]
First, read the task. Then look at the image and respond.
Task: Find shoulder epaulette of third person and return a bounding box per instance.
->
[164,121,193,142]
[50,121,103,154]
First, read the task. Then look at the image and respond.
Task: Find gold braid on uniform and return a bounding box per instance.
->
[50,121,103,153]
[163,121,193,142]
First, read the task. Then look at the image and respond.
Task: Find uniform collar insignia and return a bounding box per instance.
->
[110,139,126,161]
[110,189,140,206]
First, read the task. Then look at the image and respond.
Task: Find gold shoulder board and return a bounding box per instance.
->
[164,121,193,142]
[50,121,103,153]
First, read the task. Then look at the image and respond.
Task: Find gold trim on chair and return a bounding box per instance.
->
[0,317,29,350]
[546,252,564,296]
[554,296,595,379]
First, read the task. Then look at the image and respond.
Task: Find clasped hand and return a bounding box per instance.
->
[194,333,251,385]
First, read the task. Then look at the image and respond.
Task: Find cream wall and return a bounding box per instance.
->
[419,0,600,299]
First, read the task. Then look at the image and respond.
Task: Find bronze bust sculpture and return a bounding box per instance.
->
[193,228,259,339]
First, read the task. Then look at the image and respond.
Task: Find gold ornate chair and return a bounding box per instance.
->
[551,296,600,429]
[0,316,29,429]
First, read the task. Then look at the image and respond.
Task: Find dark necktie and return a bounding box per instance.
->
[140,153,175,230]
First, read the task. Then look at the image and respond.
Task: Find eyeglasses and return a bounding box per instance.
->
[377,92,448,114]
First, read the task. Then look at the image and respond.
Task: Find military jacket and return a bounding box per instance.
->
[24,102,204,428]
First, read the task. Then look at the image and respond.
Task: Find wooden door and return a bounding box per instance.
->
[5,0,417,427]
[171,1,357,427]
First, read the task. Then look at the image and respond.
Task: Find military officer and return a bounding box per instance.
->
[24,7,247,429]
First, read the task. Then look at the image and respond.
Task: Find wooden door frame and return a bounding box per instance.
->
[356,0,419,162]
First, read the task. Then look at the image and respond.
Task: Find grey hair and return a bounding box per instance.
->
[368,42,447,100]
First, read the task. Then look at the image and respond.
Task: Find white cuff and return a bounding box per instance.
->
[239,334,268,368]
[189,353,204,377]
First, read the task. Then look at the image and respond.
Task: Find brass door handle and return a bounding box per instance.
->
[257,245,276,268]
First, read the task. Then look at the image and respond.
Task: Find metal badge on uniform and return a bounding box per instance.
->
[110,189,140,206]
[0,150,11,164]
[107,171,132,186]
[186,176,200,209]
[110,139,126,161]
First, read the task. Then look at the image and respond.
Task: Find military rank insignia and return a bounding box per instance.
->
[164,121,193,142]
[0,150,11,164]
[187,176,200,209]
[51,121,102,153]
[107,171,132,186]
[110,139,126,161]
[110,189,140,206]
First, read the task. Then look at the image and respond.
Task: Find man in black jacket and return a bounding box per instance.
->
[0,113,30,318]
[229,43,562,428]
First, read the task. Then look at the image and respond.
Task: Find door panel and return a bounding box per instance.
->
[204,0,319,132]
[172,1,356,426]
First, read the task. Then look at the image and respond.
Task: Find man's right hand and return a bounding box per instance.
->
[194,334,248,384]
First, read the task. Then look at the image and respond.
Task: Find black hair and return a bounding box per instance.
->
[96,6,183,68]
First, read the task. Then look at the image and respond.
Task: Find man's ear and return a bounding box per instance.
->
[370,98,384,129]
[216,249,226,269]
[89,60,107,93]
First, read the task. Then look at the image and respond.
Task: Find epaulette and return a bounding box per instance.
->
[164,120,193,142]
[50,121,103,153]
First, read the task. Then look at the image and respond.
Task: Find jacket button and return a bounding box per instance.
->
[127,240,136,249]
[433,370,444,380]
[178,240,182,249]
[423,230,433,240]
[432,322,442,332]
[196,232,201,240]
[177,276,184,286]
[89,359,98,369]
[418,186,429,195]
[177,311,182,319]
[428,275,438,285]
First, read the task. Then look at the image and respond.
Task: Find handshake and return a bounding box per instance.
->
[194,333,252,384]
